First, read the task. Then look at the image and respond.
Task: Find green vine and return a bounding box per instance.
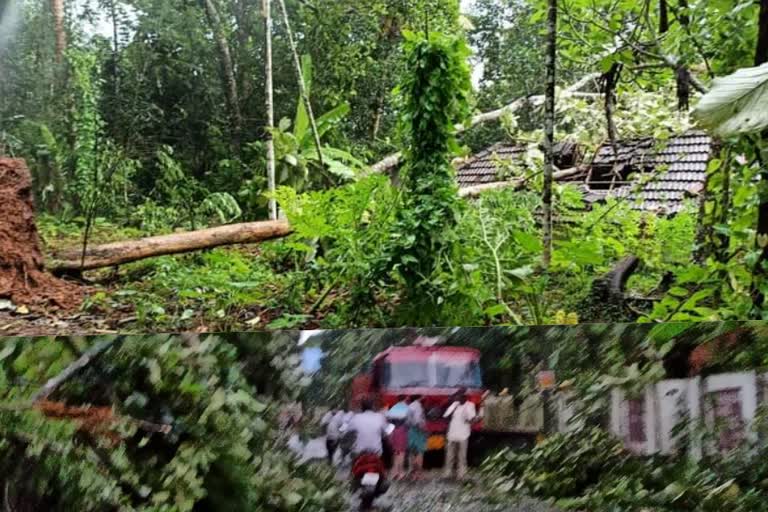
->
[389,29,472,322]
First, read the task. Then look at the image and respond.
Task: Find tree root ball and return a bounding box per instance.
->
[0,158,83,311]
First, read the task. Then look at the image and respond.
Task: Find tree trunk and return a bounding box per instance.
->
[659,0,669,33]
[602,63,621,189]
[757,0,768,67]
[264,0,277,220]
[110,0,120,97]
[542,0,557,268]
[753,2,768,312]
[49,220,293,272]
[51,0,66,63]
[716,161,731,262]
[371,93,385,140]
[235,0,255,102]
[677,0,689,27]
[203,0,243,148]
[458,168,582,198]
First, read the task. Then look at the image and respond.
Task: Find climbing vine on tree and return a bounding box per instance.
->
[388,29,472,322]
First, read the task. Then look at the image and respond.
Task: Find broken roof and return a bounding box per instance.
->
[455,141,582,188]
[454,130,715,215]
[583,131,715,214]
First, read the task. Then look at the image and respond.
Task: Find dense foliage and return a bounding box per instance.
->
[0,335,343,511]
[483,425,768,511]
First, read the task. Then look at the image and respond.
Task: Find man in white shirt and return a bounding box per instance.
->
[443,388,476,480]
[341,399,390,456]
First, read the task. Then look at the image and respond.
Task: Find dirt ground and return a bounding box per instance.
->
[340,468,560,512]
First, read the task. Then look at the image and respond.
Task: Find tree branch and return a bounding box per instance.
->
[369,73,601,173]
[30,337,123,403]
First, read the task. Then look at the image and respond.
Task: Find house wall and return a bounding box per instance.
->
[605,371,765,459]
[556,391,583,433]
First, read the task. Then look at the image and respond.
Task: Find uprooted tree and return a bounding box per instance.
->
[0,159,84,310]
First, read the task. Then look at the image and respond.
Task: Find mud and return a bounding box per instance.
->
[0,158,84,311]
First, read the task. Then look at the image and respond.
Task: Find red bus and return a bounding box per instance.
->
[350,345,486,450]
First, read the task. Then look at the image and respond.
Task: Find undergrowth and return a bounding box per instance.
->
[483,426,768,512]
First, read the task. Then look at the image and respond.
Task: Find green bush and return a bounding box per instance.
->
[483,425,768,512]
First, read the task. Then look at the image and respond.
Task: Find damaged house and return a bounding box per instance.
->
[455,130,716,216]
[453,130,718,322]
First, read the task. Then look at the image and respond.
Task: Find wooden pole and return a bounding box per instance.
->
[264,0,277,220]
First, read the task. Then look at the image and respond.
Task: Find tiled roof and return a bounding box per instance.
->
[584,131,714,214]
[455,131,715,215]
[455,143,528,188]
[455,141,584,188]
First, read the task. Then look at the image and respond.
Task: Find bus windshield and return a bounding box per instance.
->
[382,358,481,389]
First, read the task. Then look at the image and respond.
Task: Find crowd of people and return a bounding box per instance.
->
[320,388,478,481]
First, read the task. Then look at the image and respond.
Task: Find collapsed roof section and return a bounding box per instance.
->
[454,131,716,215]
[455,141,583,188]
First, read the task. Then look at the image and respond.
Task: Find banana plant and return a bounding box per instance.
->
[267,55,367,191]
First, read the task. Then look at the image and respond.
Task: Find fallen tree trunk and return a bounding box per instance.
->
[370,73,601,174]
[50,220,293,272]
[48,170,588,272]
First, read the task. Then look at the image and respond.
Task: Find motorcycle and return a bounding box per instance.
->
[349,423,395,511]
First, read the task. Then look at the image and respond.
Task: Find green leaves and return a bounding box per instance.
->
[271,54,364,190]
[693,63,768,136]
[0,335,345,511]
[387,30,472,322]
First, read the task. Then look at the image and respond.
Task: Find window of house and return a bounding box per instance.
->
[628,396,647,444]
[709,388,744,453]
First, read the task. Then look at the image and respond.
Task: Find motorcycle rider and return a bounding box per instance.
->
[340,398,391,507]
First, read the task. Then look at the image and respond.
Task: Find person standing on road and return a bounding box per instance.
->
[443,388,476,480]
[323,407,345,464]
[386,395,410,480]
[342,399,390,457]
[407,394,427,480]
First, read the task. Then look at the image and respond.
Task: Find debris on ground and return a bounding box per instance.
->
[340,470,561,512]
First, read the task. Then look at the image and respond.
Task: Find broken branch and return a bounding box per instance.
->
[370,73,601,173]
[30,337,122,403]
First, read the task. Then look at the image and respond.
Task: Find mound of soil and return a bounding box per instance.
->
[0,158,83,311]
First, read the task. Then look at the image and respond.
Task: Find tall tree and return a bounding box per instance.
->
[757,0,768,66]
[542,0,557,268]
[51,0,66,63]
[202,0,243,148]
